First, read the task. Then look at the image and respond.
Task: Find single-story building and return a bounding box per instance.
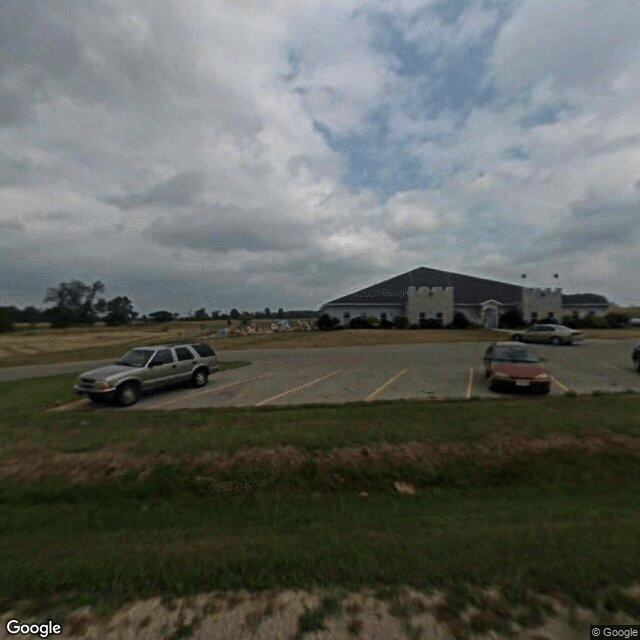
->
[319,266,610,329]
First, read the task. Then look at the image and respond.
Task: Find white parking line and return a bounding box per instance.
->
[255,370,341,406]
[551,375,573,393]
[601,361,627,373]
[364,368,408,402]
[149,373,274,408]
[465,367,474,399]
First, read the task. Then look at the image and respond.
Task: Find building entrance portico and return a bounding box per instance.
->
[481,300,500,329]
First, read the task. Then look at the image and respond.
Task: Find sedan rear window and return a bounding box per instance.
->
[492,348,540,363]
[190,343,215,357]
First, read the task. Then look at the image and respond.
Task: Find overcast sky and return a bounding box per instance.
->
[1,0,639,315]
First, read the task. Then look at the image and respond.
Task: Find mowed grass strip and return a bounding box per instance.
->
[1,374,640,619]
[0,373,639,461]
[1,481,639,618]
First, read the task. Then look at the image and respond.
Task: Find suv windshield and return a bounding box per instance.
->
[116,349,154,367]
[493,348,540,363]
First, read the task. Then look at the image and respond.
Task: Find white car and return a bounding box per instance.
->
[511,324,584,345]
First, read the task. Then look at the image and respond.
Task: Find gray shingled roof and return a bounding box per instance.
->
[325,266,524,305]
[561,293,609,305]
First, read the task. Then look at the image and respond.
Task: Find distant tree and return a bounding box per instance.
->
[0,308,14,332]
[276,308,284,319]
[211,310,221,320]
[148,310,174,323]
[172,313,180,320]
[21,306,41,323]
[253,311,264,319]
[104,296,136,326]
[47,306,78,329]
[229,308,240,320]
[194,308,208,320]
[240,312,252,327]
[264,307,271,319]
[44,279,105,325]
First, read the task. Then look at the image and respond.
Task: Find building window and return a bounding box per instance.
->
[436,312,443,319]
[531,312,538,320]
[343,312,350,320]
[549,311,554,318]
[572,311,579,319]
[429,291,433,297]
[419,312,425,319]
[588,310,595,316]
[380,312,387,320]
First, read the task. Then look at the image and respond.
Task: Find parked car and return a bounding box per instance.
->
[633,343,640,372]
[628,318,640,327]
[483,342,551,394]
[511,324,584,345]
[73,342,219,406]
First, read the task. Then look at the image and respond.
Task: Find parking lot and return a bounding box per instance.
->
[62,338,639,411]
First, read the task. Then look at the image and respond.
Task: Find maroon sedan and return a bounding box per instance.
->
[483,341,551,394]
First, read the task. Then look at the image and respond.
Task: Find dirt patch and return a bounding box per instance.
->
[1,435,639,484]
[2,586,638,640]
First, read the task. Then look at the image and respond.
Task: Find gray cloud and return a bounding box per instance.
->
[103,172,205,210]
[143,204,312,252]
[0,219,26,232]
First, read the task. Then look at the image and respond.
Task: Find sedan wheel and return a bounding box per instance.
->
[116,383,140,407]
[550,336,561,345]
[192,369,208,388]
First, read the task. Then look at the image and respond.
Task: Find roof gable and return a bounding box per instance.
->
[325,266,524,305]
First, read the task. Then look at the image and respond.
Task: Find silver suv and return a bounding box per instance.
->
[73,342,219,406]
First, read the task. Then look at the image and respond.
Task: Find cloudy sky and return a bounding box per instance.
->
[1,0,639,315]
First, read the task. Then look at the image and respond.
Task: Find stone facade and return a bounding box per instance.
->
[521,288,563,323]
[406,286,454,326]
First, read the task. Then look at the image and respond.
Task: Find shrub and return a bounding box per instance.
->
[367,316,380,328]
[449,312,470,329]
[562,314,580,329]
[0,308,14,333]
[579,315,610,329]
[498,308,525,329]
[605,312,627,329]
[419,318,443,329]
[317,313,340,330]
[380,318,394,329]
[349,317,371,329]
[47,306,78,329]
[394,316,409,329]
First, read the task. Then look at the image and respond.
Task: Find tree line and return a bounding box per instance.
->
[0,279,319,332]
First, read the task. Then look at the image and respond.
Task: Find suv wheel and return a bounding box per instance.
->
[551,336,561,345]
[191,368,208,388]
[116,382,140,407]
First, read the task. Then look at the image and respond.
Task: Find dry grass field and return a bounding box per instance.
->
[1,321,640,368]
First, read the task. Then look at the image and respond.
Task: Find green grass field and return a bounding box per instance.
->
[1,372,639,634]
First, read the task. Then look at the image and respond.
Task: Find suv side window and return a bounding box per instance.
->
[191,343,215,357]
[149,349,173,366]
[175,347,195,361]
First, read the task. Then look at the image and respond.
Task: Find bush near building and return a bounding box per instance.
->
[394,316,409,329]
[446,312,471,330]
[498,308,526,329]
[316,313,340,331]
